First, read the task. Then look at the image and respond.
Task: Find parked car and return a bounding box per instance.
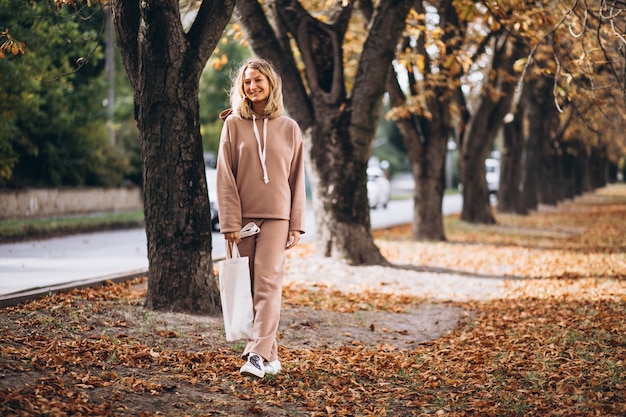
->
[485,158,500,194]
[205,168,220,231]
[457,158,501,195]
[367,166,390,209]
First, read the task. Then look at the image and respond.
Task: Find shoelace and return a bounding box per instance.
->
[252,115,269,184]
[249,354,262,370]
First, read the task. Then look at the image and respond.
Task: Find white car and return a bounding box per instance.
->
[367,166,390,209]
[485,158,500,195]
[458,158,500,195]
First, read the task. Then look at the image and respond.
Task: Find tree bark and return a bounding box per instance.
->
[498,107,527,214]
[382,0,459,242]
[544,107,576,203]
[538,138,561,205]
[458,36,525,224]
[576,142,588,196]
[411,138,447,241]
[589,145,609,189]
[522,71,558,212]
[561,139,582,199]
[236,0,412,265]
[387,67,448,241]
[111,0,235,314]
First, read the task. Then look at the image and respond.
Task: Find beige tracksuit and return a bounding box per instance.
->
[216,110,306,362]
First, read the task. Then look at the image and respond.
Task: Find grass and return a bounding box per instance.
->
[390,187,460,201]
[0,187,460,242]
[0,210,145,243]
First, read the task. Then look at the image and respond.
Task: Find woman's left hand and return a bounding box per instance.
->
[285,230,301,249]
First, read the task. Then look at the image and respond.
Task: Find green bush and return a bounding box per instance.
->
[0,1,135,188]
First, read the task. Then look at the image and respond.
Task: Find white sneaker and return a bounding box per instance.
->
[240,353,265,378]
[264,359,281,375]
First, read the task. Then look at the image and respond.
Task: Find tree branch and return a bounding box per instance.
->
[110,0,140,90]
[351,0,412,131]
[235,0,314,128]
[186,0,235,78]
[273,0,350,104]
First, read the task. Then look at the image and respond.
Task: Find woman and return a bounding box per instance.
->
[216,58,306,378]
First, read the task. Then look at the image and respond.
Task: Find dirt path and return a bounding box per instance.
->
[152,254,506,353]
[273,254,507,350]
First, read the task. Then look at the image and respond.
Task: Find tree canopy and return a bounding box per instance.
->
[0,0,135,188]
[386,0,626,226]
[198,23,250,154]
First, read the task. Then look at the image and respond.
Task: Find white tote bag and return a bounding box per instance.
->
[218,241,254,341]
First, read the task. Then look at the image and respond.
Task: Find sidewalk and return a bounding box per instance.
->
[0,194,462,307]
[0,228,151,307]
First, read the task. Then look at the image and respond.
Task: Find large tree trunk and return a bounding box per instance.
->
[382,0,462,242]
[460,146,494,223]
[387,72,448,241]
[538,136,561,205]
[522,71,558,212]
[111,0,234,314]
[498,107,527,214]
[589,145,609,189]
[307,111,382,263]
[458,36,526,224]
[538,103,574,205]
[561,140,580,199]
[573,139,590,196]
[412,135,447,241]
[237,0,412,264]
[521,92,541,211]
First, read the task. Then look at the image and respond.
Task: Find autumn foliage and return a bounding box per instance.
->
[1,185,625,416]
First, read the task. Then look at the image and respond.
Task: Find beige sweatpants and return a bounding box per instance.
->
[237,218,289,362]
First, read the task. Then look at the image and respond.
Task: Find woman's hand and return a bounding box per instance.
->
[224,231,240,245]
[285,230,301,249]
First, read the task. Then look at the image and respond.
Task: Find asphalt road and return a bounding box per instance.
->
[0,190,461,298]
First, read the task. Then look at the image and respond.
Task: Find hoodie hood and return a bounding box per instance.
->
[220,107,283,122]
[219,108,233,122]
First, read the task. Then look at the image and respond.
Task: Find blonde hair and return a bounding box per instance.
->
[230,58,284,119]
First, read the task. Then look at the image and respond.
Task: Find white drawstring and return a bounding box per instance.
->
[252,115,269,184]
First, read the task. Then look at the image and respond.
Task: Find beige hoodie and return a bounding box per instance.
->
[216,111,306,235]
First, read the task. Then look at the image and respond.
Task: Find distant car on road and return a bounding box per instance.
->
[205,168,220,231]
[457,158,500,195]
[485,158,500,195]
[367,166,390,209]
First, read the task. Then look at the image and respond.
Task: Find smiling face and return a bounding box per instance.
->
[243,67,270,114]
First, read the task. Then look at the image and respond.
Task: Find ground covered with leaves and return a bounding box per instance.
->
[1,185,625,416]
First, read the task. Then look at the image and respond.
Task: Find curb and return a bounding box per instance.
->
[0,269,148,308]
[0,221,412,308]
[0,254,230,308]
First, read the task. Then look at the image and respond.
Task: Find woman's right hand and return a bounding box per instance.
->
[224,231,240,245]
